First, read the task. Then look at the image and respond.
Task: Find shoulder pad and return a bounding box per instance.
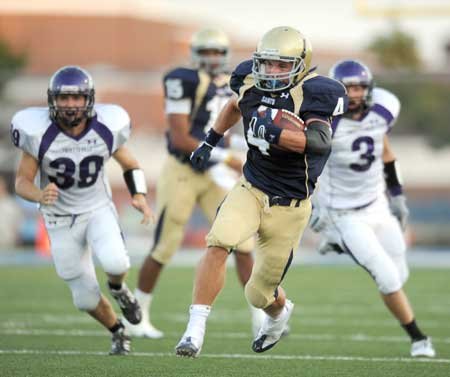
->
[164,67,199,83]
[300,75,348,117]
[95,104,130,130]
[94,104,131,153]
[370,88,400,126]
[230,60,254,95]
[11,107,51,158]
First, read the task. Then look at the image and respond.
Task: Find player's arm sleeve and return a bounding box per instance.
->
[300,77,348,155]
[163,68,199,114]
[304,122,332,155]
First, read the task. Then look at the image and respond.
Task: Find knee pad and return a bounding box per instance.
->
[101,253,130,276]
[206,231,241,253]
[67,274,101,311]
[244,280,274,309]
[368,258,403,295]
[393,256,409,287]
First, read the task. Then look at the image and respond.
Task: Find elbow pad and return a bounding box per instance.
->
[305,122,332,155]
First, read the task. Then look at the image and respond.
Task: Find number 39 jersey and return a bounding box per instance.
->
[315,88,400,209]
[11,104,130,215]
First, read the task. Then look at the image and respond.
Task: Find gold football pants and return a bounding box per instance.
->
[151,155,253,265]
[207,177,311,308]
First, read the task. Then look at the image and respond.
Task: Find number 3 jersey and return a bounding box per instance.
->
[315,88,400,209]
[163,67,230,163]
[11,104,130,215]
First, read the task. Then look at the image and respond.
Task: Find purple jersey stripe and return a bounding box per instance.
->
[38,123,60,162]
[331,116,341,137]
[91,118,113,155]
[371,103,394,126]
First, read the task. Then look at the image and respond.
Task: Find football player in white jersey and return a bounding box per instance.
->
[310,60,435,357]
[11,66,153,355]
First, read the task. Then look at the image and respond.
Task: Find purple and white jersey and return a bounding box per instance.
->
[315,88,400,209]
[11,104,130,215]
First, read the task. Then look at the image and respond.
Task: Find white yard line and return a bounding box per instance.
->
[2,312,448,329]
[2,328,450,344]
[0,348,448,364]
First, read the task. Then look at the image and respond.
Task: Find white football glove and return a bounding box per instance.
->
[309,205,330,233]
[389,194,409,230]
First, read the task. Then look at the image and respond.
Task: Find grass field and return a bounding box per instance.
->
[1,264,449,376]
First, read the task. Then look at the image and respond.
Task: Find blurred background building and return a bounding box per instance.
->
[0,0,449,254]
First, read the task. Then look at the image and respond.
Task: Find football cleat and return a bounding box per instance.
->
[109,325,131,355]
[411,337,436,358]
[252,299,294,353]
[109,283,142,325]
[252,307,291,338]
[175,336,203,358]
[122,316,164,339]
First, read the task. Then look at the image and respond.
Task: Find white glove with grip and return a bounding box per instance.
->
[389,194,409,230]
[309,205,330,233]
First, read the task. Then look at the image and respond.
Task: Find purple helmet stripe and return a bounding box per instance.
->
[38,123,61,162]
[91,118,113,155]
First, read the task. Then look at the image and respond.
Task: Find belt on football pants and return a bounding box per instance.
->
[351,198,377,211]
[268,195,302,208]
[173,154,190,164]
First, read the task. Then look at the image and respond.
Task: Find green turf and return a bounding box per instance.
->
[1,264,449,376]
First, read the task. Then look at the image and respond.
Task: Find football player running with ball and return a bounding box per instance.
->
[11,66,152,355]
[310,59,435,358]
[175,26,347,358]
[127,28,263,339]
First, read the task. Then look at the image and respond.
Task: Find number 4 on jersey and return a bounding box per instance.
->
[333,97,345,116]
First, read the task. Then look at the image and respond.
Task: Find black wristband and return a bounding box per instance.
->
[204,128,223,147]
[263,124,282,144]
[123,169,147,196]
[384,160,403,196]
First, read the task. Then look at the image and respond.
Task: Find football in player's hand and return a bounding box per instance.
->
[272,109,305,131]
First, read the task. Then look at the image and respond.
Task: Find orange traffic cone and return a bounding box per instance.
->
[35,216,51,257]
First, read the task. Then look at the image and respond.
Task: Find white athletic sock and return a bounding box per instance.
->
[185,304,211,340]
[134,288,153,322]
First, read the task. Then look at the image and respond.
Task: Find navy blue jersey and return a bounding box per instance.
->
[163,67,230,163]
[230,60,347,199]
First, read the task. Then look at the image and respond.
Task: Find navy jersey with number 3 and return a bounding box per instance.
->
[230,60,347,199]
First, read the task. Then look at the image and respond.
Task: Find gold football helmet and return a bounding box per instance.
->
[191,28,230,75]
[252,26,312,92]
